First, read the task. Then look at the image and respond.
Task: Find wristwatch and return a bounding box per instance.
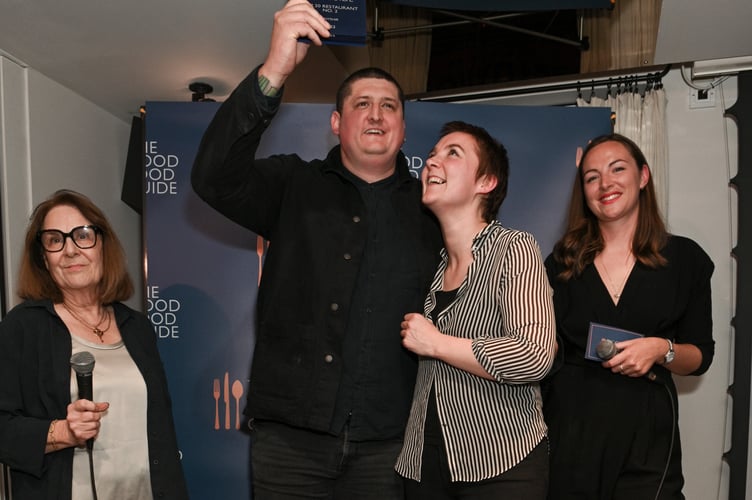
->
[663,339,675,364]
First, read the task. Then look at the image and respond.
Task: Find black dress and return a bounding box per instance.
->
[542,235,714,500]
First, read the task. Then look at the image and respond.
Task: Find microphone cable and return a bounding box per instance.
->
[87,444,99,500]
[71,351,99,500]
[653,376,676,500]
[595,338,677,499]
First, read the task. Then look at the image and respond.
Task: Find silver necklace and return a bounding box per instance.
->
[599,253,635,300]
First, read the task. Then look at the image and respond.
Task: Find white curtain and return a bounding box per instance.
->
[576,83,669,218]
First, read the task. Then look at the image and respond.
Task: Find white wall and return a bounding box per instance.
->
[663,68,737,499]
[0,55,142,310]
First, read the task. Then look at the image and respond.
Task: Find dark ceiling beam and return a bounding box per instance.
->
[370,7,586,50]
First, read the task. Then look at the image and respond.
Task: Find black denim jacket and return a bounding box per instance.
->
[191,67,442,438]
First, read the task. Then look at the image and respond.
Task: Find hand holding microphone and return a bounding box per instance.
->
[596,338,657,382]
[70,351,107,499]
[69,352,109,449]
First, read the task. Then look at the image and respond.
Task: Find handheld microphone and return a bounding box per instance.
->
[595,338,619,360]
[70,351,96,450]
[595,339,657,382]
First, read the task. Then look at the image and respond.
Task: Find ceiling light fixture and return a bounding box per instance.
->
[189,82,216,102]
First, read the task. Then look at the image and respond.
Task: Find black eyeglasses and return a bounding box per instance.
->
[37,225,102,252]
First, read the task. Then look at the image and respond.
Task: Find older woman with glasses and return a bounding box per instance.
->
[0,189,188,500]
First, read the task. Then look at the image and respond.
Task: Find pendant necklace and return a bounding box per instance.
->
[62,302,111,342]
[599,253,635,300]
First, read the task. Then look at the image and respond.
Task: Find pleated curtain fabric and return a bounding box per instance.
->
[576,85,669,218]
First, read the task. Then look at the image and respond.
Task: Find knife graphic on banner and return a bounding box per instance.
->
[224,372,230,429]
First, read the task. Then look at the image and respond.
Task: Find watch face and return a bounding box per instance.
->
[663,339,675,364]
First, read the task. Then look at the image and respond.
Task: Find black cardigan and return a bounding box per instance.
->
[0,300,189,499]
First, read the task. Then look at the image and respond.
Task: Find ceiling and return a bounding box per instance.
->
[0,0,750,124]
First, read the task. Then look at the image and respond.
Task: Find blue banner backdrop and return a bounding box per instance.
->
[144,100,611,499]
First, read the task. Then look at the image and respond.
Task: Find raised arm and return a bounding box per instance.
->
[191,0,331,232]
[258,0,331,93]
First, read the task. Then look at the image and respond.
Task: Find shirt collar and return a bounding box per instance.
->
[440,220,500,263]
[324,145,413,186]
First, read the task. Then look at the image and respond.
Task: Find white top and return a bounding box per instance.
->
[70,335,152,500]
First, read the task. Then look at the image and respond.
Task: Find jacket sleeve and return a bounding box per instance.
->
[0,310,60,477]
[675,237,715,375]
[190,65,290,236]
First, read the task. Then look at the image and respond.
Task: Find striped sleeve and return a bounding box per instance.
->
[472,231,556,383]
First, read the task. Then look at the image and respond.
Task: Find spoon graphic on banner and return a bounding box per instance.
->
[231,380,244,429]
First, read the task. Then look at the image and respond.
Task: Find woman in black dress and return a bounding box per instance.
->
[543,134,714,500]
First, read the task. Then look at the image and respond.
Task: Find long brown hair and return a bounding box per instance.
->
[17,189,134,303]
[551,134,667,280]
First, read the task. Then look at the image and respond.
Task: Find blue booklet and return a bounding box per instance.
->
[585,322,643,361]
[312,1,367,46]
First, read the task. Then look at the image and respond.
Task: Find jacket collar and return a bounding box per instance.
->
[323,145,413,186]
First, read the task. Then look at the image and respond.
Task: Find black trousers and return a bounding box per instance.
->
[404,438,549,500]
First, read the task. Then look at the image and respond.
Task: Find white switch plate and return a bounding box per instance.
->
[689,88,717,109]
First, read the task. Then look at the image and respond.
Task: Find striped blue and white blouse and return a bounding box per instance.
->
[395,221,556,482]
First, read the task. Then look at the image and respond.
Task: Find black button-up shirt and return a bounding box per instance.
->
[331,170,427,440]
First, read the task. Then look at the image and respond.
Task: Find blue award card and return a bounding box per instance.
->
[313,0,367,46]
[585,322,643,361]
